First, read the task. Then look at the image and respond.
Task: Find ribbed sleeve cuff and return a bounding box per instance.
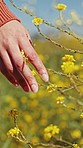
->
[0,1,20,27]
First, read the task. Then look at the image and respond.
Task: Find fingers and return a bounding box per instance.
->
[19,35,49,82]
[0,57,31,92]
[7,42,38,92]
[0,46,30,92]
[0,49,13,73]
[12,64,31,92]
[21,64,38,92]
[0,46,31,92]
[0,58,19,86]
[7,42,24,72]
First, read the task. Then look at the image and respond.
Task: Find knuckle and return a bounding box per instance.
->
[4,38,13,49]
[37,68,43,73]
[27,75,36,84]
[3,37,9,47]
[37,68,46,75]
[15,57,23,70]
[7,65,13,73]
[20,33,26,40]
[0,31,13,48]
[30,53,37,62]
[27,75,34,82]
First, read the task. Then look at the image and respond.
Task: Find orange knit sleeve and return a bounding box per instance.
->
[0,0,20,27]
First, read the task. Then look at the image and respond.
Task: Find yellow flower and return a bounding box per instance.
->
[20,49,28,64]
[44,124,60,141]
[24,114,32,123]
[62,55,75,62]
[66,19,73,25]
[61,55,76,74]
[47,84,57,93]
[81,62,83,67]
[7,127,20,137]
[32,17,43,25]
[56,19,62,25]
[80,112,83,118]
[31,70,37,76]
[73,144,80,148]
[61,61,75,74]
[56,96,64,104]
[20,96,27,104]
[71,130,81,139]
[55,3,67,11]
[44,133,52,141]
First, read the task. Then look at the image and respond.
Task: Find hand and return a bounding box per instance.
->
[0,20,49,92]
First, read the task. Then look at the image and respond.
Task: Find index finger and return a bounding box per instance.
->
[19,36,49,82]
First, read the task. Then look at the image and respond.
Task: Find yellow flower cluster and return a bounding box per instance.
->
[47,84,57,93]
[32,17,43,25]
[80,112,83,118]
[61,55,76,74]
[61,62,75,74]
[73,144,80,148]
[55,3,67,11]
[7,127,20,137]
[44,124,60,141]
[56,96,64,104]
[62,55,75,62]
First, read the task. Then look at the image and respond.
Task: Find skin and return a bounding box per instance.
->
[0,20,49,92]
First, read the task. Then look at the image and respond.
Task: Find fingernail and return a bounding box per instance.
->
[31,84,38,93]
[41,73,49,82]
[14,83,19,87]
[13,81,19,87]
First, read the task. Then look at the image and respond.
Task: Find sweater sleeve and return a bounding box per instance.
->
[0,0,20,27]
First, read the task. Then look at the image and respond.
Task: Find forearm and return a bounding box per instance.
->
[0,0,20,27]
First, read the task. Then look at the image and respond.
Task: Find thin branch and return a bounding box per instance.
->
[9,0,35,17]
[36,26,83,54]
[44,20,83,45]
[48,68,69,77]
[62,83,83,92]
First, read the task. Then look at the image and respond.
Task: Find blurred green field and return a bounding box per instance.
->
[0,33,83,148]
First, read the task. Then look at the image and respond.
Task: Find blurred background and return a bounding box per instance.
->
[0,0,83,147]
[5,0,83,35]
